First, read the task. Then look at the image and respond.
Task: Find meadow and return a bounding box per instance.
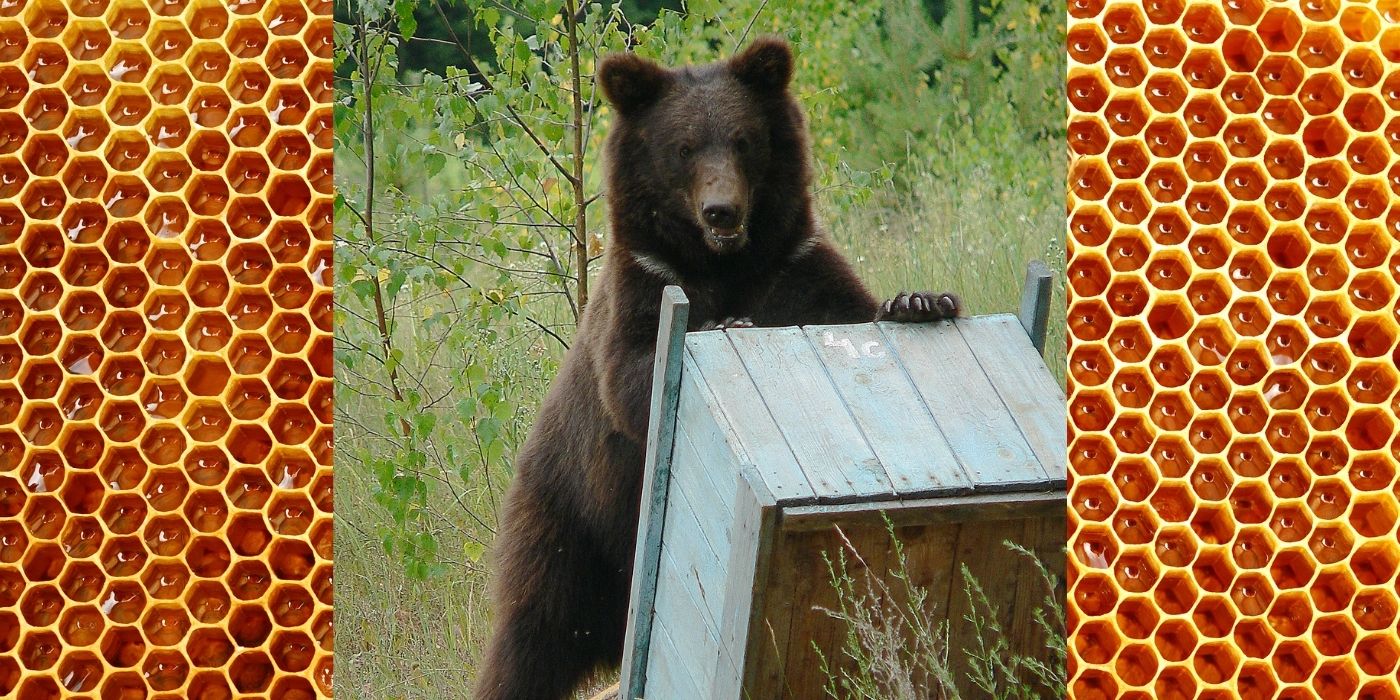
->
[333,0,1065,696]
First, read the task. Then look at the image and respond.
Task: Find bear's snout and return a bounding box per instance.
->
[702,202,740,229]
[692,155,750,253]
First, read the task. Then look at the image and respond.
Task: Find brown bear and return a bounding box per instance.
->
[474,36,958,700]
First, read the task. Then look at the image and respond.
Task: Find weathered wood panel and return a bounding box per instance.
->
[727,327,895,501]
[750,513,1064,700]
[683,332,816,502]
[802,324,973,497]
[621,286,689,700]
[958,314,1067,488]
[711,470,778,700]
[878,321,1046,490]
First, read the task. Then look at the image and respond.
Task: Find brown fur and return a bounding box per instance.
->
[475,37,956,700]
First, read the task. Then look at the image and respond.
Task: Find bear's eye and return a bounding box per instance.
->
[678,144,693,159]
[735,136,749,153]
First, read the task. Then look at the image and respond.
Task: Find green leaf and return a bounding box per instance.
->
[395,0,418,39]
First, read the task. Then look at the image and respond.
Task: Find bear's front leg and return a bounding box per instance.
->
[877,291,961,322]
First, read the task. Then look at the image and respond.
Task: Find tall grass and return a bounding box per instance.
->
[819,530,1066,700]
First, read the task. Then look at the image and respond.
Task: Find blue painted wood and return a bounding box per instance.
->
[650,543,722,696]
[682,332,816,503]
[711,468,779,700]
[876,321,1045,490]
[1018,260,1054,355]
[620,285,689,700]
[646,615,698,700]
[658,463,726,627]
[801,324,973,497]
[726,326,895,501]
[673,369,737,527]
[958,314,1067,488]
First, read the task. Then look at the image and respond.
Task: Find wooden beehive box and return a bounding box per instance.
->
[619,265,1066,700]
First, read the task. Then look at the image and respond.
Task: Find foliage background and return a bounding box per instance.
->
[333,0,1065,696]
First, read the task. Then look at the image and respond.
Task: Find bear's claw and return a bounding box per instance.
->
[700,316,755,331]
[879,291,960,322]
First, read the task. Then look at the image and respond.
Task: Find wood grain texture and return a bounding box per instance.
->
[801,324,973,497]
[712,469,779,700]
[620,285,689,700]
[1018,259,1054,355]
[958,314,1067,489]
[683,332,816,503]
[877,321,1046,491]
[727,326,895,501]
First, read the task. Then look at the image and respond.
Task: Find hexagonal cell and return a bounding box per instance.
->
[230,649,275,694]
[141,603,190,646]
[186,535,231,578]
[141,558,190,601]
[1348,134,1392,176]
[1179,49,1225,92]
[1237,618,1282,660]
[99,535,146,576]
[20,405,62,446]
[184,445,230,487]
[185,578,233,626]
[57,604,103,647]
[270,630,315,672]
[100,625,146,668]
[177,486,227,533]
[17,630,62,674]
[97,490,146,535]
[1346,407,1394,450]
[20,584,63,626]
[142,514,190,557]
[98,445,147,490]
[270,357,313,400]
[186,129,231,173]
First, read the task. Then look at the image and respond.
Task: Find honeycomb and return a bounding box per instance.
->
[1067,1,1400,697]
[0,0,333,697]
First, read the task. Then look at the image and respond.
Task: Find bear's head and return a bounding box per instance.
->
[598,37,808,256]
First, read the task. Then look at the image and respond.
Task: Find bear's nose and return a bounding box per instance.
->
[702,203,740,229]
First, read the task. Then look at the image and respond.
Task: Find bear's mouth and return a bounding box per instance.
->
[703,223,748,253]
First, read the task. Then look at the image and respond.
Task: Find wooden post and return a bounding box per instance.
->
[711,469,779,699]
[620,285,690,700]
[1018,260,1053,355]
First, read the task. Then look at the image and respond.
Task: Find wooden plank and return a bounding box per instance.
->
[776,526,867,700]
[1007,512,1066,691]
[745,527,804,700]
[659,465,726,626]
[878,321,1046,491]
[641,624,684,700]
[647,614,705,699]
[683,332,816,503]
[883,520,960,695]
[1019,260,1054,355]
[673,370,737,527]
[958,314,1067,489]
[652,545,721,696]
[942,518,1032,698]
[620,285,689,700]
[712,469,779,700]
[726,327,895,501]
[801,324,973,497]
[780,490,1065,532]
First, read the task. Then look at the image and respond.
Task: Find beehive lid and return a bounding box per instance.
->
[681,314,1066,505]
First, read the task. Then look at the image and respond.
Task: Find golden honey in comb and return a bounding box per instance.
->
[0,0,333,697]
[1069,1,1400,697]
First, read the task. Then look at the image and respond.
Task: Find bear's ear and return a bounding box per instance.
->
[598,53,671,114]
[730,36,793,92]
